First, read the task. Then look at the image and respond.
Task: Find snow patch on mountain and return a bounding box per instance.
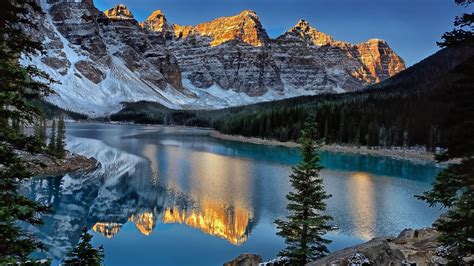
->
[24,1,404,116]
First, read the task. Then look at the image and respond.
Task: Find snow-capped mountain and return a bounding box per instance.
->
[25,0,405,116]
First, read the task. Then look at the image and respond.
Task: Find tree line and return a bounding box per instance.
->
[214,46,471,151]
[33,117,66,158]
[111,44,471,153]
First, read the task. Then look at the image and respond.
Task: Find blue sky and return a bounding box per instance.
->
[94,0,465,66]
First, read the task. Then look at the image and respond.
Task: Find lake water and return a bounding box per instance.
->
[22,122,443,265]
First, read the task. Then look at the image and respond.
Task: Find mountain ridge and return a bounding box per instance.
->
[24,1,405,116]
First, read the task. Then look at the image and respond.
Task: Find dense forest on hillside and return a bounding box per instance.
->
[110,46,473,149]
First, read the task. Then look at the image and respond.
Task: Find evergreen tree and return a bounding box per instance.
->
[33,118,47,148]
[0,0,54,263]
[354,126,361,147]
[438,0,474,47]
[417,0,474,262]
[40,118,47,147]
[367,121,379,147]
[63,227,104,266]
[47,120,56,156]
[55,116,66,158]
[274,117,333,265]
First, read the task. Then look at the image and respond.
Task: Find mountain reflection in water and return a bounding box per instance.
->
[92,202,252,245]
[21,123,443,265]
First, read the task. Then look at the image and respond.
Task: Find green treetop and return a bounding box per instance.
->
[274,117,333,265]
[55,116,66,158]
[417,0,474,262]
[63,227,104,266]
[47,119,56,155]
[0,0,54,263]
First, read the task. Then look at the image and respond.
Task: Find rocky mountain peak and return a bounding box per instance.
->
[140,9,174,38]
[149,9,165,17]
[27,1,407,115]
[286,19,336,46]
[238,9,258,18]
[366,38,387,44]
[104,4,135,20]
[293,19,312,31]
[178,10,269,47]
[355,38,406,82]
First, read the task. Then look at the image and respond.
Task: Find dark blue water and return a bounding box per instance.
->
[22,122,442,265]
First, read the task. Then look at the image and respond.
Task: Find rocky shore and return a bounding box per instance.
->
[225,228,462,266]
[17,150,98,176]
[210,131,439,165]
[307,228,443,266]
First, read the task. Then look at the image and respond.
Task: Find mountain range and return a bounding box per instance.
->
[25,0,405,116]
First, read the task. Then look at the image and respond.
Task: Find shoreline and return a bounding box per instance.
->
[70,121,446,165]
[210,131,440,165]
[18,150,98,176]
[228,227,447,265]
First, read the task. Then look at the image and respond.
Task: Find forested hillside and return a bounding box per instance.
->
[111,46,473,149]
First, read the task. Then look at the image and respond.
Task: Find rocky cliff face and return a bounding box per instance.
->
[354,39,406,82]
[140,10,174,39]
[25,0,189,115]
[165,10,282,97]
[25,1,405,116]
[172,10,269,47]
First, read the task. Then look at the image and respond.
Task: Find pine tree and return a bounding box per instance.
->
[437,0,474,47]
[40,118,47,146]
[274,117,333,265]
[55,116,66,158]
[367,121,379,147]
[33,118,47,148]
[63,227,104,266]
[0,0,54,263]
[47,120,56,156]
[337,110,345,143]
[417,0,474,262]
[354,126,361,147]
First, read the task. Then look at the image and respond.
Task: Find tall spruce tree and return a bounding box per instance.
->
[417,0,474,262]
[55,116,66,158]
[0,0,54,263]
[33,118,47,147]
[367,121,379,147]
[274,117,333,265]
[63,227,104,266]
[40,118,47,146]
[47,119,56,155]
[437,0,474,48]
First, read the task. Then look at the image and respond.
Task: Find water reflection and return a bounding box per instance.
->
[348,173,376,240]
[92,222,123,239]
[162,201,252,245]
[21,123,443,265]
[129,212,155,236]
[143,144,159,187]
[92,202,252,245]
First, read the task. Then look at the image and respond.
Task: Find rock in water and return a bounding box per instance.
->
[224,254,263,266]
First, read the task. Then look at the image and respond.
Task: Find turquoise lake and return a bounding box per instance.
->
[22,122,443,265]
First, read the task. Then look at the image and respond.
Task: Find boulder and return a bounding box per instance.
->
[307,237,405,265]
[224,254,263,266]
